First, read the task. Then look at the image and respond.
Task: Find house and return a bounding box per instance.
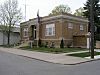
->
[0,26,20,45]
[20,13,89,48]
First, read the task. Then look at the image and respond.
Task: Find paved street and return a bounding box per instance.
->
[0,50,100,75]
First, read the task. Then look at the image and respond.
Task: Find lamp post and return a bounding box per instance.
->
[90,0,94,59]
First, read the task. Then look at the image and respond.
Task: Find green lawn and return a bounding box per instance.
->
[19,46,88,54]
[0,45,14,48]
[68,52,100,57]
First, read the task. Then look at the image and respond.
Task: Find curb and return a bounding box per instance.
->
[0,48,100,65]
[17,54,100,65]
[63,58,100,65]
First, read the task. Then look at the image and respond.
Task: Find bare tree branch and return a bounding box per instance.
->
[0,0,22,46]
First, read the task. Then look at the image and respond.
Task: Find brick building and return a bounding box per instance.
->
[20,13,89,48]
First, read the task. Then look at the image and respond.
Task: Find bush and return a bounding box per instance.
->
[45,42,48,48]
[96,34,100,41]
[38,38,42,47]
[50,42,55,48]
[60,39,64,48]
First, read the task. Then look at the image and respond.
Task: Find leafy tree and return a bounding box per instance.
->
[83,0,100,31]
[83,0,100,41]
[49,4,71,16]
[0,0,22,46]
[74,7,84,17]
[60,39,64,48]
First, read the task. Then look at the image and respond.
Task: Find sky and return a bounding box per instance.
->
[0,0,87,21]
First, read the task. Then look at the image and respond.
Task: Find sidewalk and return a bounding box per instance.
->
[85,49,100,59]
[0,47,98,65]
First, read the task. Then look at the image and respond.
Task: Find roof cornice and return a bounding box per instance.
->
[42,14,88,22]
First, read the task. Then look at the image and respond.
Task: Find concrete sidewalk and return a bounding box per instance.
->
[0,47,97,65]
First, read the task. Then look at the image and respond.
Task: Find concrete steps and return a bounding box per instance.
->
[14,42,29,48]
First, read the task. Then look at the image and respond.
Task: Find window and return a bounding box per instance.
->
[68,23,73,29]
[23,28,28,37]
[45,24,55,36]
[80,25,84,30]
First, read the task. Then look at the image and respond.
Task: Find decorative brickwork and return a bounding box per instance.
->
[20,13,88,48]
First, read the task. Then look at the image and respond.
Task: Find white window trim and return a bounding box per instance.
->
[80,25,84,31]
[68,23,73,29]
[45,24,55,36]
[23,28,28,37]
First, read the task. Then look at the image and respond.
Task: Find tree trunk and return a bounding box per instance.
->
[7,24,11,46]
[7,30,10,46]
[3,32,5,45]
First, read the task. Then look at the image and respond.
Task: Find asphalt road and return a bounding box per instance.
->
[0,50,100,75]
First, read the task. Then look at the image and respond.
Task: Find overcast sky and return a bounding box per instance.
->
[0,0,87,21]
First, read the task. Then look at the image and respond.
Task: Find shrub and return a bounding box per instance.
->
[38,38,42,47]
[45,42,48,48]
[96,34,100,41]
[60,39,64,48]
[50,42,55,48]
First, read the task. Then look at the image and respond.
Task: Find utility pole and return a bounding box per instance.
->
[90,0,94,59]
[36,10,40,48]
[36,22,39,48]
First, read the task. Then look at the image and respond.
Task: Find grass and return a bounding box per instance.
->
[68,52,100,57]
[0,45,14,48]
[19,46,88,54]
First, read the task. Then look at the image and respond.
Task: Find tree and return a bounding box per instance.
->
[0,0,22,46]
[74,7,84,17]
[49,4,71,16]
[60,39,64,48]
[38,38,42,47]
[83,0,100,41]
[83,0,100,31]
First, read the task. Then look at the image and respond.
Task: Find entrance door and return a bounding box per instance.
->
[32,25,36,40]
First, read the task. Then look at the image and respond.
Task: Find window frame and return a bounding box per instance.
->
[45,23,55,36]
[68,23,73,29]
[23,28,28,37]
[80,25,84,31]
